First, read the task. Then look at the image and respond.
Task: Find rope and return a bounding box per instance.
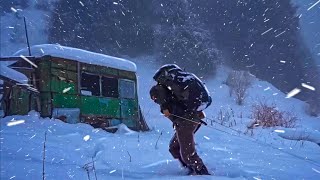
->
[170,114,240,135]
[170,113,320,168]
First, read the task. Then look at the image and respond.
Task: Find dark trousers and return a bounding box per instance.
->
[169,119,204,171]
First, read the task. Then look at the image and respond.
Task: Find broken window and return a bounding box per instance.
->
[101,76,118,98]
[81,73,100,96]
[119,79,135,99]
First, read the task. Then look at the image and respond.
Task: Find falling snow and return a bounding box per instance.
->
[79,1,84,7]
[109,170,117,173]
[83,135,90,141]
[29,134,36,139]
[274,129,285,133]
[20,55,38,68]
[62,87,72,93]
[313,168,320,174]
[301,83,316,91]
[1,1,320,179]
[286,88,301,98]
[307,0,320,11]
[7,120,25,127]
[275,30,286,38]
[261,28,273,35]
[10,7,17,13]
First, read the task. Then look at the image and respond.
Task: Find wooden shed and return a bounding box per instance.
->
[0,44,149,131]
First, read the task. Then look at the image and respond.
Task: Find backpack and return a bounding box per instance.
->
[153,64,212,112]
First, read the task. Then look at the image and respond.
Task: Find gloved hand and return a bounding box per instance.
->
[162,109,171,117]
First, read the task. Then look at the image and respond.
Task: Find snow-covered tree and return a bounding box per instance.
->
[153,0,219,76]
[49,0,153,56]
[194,0,320,115]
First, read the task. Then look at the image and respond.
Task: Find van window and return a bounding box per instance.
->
[101,77,118,98]
[81,73,100,96]
[119,79,135,99]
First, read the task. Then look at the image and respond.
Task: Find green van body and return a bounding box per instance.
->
[1,54,149,131]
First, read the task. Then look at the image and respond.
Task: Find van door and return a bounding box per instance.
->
[119,79,138,128]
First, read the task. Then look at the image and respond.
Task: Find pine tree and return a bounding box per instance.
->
[49,0,153,56]
[153,0,219,76]
[196,0,312,86]
[195,0,319,114]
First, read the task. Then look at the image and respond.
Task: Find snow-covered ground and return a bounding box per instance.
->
[1,61,320,180]
[1,2,320,179]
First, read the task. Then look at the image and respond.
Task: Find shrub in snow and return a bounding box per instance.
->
[226,70,253,105]
[216,108,236,127]
[250,102,297,129]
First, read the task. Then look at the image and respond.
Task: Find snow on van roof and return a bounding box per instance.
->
[14,44,137,72]
[0,61,29,84]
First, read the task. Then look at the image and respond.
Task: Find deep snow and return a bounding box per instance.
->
[1,62,320,180]
[1,2,320,179]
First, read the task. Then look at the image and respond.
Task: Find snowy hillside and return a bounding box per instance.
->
[1,62,320,180]
[1,1,320,179]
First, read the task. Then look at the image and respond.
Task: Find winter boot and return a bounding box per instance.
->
[188,165,211,175]
[178,157,194,174]
[195,165,211,175]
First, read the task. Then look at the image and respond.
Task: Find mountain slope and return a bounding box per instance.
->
[1,62,320,180]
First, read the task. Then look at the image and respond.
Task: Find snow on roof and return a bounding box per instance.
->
[0,61,29,84]
[13,44,137,72]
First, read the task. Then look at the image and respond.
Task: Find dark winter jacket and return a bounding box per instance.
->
[150,84,201,123]
[153,64,212,112]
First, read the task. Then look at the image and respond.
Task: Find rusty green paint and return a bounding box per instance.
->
[9,87,30,115]
[120,99,138,127]
[50,78,77,94]
[119,70,136,80]
[80,96,121,117]
[121,99,138,118]
[52,93,80,108]
[50,58,77,71]
[51,68,77,82]
[122,120,136,128]
[39,93,52,116]
[36,60,51,92]
[82,64,118,76]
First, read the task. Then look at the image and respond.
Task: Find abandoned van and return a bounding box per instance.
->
[0,44,149,131]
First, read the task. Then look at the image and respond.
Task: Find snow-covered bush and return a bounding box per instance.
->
[250,102,297,128]
[226,70,253,105]
[216,108,236,127]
